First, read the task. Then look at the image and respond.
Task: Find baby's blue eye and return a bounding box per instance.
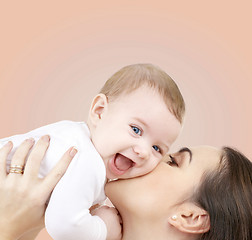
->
[131,126,142,136]
[153,145,161,153]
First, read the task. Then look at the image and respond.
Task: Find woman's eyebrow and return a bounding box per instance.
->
[178,147,192,163]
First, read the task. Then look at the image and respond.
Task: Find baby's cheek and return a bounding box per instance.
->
[150,157,163,171]
[155,156,163,165]
[147,161,160,173]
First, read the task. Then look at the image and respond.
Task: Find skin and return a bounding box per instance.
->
[88,85,181,238]
[88,85,182,180]
[105,146,221,240]
[0,136,77,240]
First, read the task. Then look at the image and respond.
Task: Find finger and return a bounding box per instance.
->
[24,135,50,178]
[9,138,35,173]
[40,147,77,198]
[0,141,13,178]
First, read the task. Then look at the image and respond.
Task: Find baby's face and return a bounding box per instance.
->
[91,85,181,180]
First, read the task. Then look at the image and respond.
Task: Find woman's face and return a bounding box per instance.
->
[105,146,221,220]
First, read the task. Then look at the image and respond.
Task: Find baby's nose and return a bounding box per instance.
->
[133,144,150,159]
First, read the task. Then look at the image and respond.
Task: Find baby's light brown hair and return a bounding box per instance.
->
[100,63,185,123]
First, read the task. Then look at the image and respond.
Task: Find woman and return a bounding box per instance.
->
[1,143,251,240]
[105,146,252,240]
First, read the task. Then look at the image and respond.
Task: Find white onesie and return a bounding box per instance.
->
[0,120,107,240]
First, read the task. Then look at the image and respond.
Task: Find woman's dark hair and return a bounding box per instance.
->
[195,147,252,240]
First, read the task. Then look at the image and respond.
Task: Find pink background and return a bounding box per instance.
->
[0,1,251,239]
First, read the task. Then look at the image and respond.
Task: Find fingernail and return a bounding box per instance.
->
[27,138,35,144]
[69,147,78,157]
[4,141,12,147]
[42,135,50,142]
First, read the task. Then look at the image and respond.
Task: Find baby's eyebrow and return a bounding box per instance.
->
[133,117,150,128]
[178,147,192,163]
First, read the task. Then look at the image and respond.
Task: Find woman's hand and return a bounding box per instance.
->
[0,135,77,240]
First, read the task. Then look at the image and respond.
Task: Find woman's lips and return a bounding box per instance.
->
[110,153,134,176]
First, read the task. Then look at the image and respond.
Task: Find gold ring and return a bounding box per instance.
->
[9,169,24,174]
[10,165,24,170]
[9,165,24,174]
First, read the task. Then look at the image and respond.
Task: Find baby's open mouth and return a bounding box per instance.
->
[114,153,134,172]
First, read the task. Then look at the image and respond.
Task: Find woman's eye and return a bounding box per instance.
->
[168,155,178,167]
[153,145,161,153]
[131,126,142,136]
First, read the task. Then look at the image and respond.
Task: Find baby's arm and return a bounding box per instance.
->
[91,206,122,240]
[45,150,108,240]
[44,122,109,240]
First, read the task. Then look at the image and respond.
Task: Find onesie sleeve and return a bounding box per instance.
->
[44,122,107,240]
[45,147,107,240]
[0,121,81,173]
[0,122,64,170]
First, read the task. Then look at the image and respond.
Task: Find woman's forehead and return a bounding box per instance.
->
[188,146,222,168]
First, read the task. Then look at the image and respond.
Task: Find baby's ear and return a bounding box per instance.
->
[167,202,210,235]
[88,94,108,127]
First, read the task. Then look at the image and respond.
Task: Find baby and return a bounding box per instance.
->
[0,64,185,240]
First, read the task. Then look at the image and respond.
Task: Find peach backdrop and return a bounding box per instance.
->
[0,1,251,239]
